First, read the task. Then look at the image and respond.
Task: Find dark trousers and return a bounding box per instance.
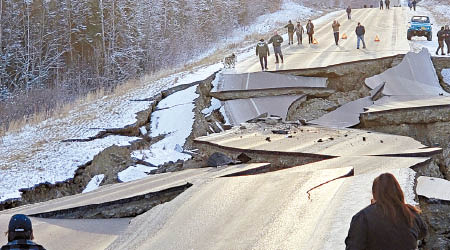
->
[413,4,416,10]
[308,34,313,44]
[259,56,267,70]
[436,40,444,55]
[334,32,339,45]
[347,13,351,19]
[446,40,450,53]
[380,4,383,9]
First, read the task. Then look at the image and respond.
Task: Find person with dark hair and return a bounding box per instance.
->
[385,0,390,9]
[355,22,366,49]
[256,38,270,71]
[412,0,417,11]
[346,6,352,19]
[285,20,295,45]
[306,20,315,44]
[268,31,284,63]
[1,214,46,250]
[445,25,450,54]
[345,173,428,250]
[380,0,384,9]
[436,26,446,55]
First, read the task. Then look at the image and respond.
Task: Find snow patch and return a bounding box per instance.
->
[118,165,157,183]
[82,174,105,193]
[202,98,222,116]
[442,69,450,86]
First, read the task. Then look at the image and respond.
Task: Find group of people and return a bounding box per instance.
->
[256,19,315,71]
[408,0,418,11]
[436,25,450,55]
[380,0,391,9]
[256,18,369,71]
[1,173,427,249]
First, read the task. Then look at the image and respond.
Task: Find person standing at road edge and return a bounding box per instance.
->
[355,22,366,49]
[436,26,446,55]
[256,38,270,71]
[285,20,295,45]
[1,214,46,250]
[306,20,315,44]
[345,173,427,250]
[412,0,417,11]
[385,0,390,9]
[268,31,284,63]
[380,0,384,9]
[332,20,341,46]
[294,22,304,45]
[346,6,352,19]
[444,25,450,55]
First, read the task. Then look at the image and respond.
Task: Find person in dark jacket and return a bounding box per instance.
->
[346,6,351,19]
[412,0,417,11]
[380,0,384,9]
[268,31,284,63]
[285,20,295,45]
[444,25,450,54]
[1,214,46,250]
[294,22,304,45]
[256,38,270,71]
[436,26,446,55]
[306,20,315,44]
[332,20,341,46]
[355,22,366,49]
[345,173,427,250]
[385,0,390,9]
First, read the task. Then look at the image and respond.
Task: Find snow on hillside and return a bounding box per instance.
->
[0,1,325,202]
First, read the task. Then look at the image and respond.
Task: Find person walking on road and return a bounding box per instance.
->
[294,22,304,45]
[445,25,450,55]
[345,173,428,250]
[346,6,352,19]
[355,22,366,49]
[412,0,417,11]
[436,26,446,55]
[256,39,270,71]
[268,31,284,64]
[306,20,315,44]
[332,20,341,46]
[1,214,46,250]
[285,20,295,45]
[380,0,384,9]
[385,0,390,9]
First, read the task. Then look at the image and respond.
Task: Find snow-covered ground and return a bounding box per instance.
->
[0,1,327,202]
[0,0,441,202]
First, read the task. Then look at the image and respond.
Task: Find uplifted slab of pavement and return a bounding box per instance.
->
[365,48,448,97]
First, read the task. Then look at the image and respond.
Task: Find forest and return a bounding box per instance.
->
[0,0,282,128]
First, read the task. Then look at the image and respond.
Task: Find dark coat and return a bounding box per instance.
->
[444,29,450,41]
[345,204,427,250]
[306,22,314,35]
[346,7,351,14]
[268,35,283,47]
[256,41,270,57]
[1,239,46,250]
[355,25,365,36]
[437,30,445,41]
[285,23,295,33]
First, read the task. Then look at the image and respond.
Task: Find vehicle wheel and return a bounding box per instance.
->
[427,33,432,41]
[407,31,412,40]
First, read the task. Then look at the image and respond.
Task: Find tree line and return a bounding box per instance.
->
[0,0,281,100]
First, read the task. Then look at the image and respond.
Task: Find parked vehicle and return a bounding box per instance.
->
[407,16,432,41]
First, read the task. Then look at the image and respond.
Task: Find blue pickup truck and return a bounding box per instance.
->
[407,16,432,41]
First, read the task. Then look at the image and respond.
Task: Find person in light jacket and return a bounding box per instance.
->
[294,22,304,45]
